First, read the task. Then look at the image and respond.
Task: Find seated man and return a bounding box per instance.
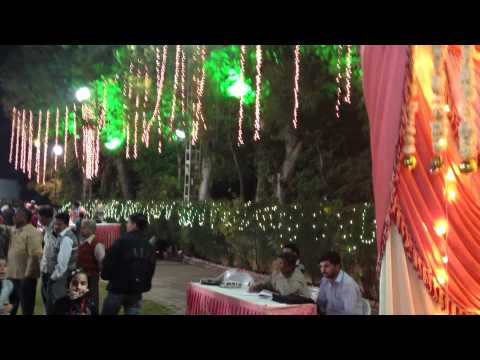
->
[317,251,364,315]
[282,243,305,274]
[249,252,311,299]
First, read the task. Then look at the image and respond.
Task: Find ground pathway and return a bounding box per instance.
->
[143,260,223,315]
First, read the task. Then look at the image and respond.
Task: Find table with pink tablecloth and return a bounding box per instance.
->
[186,283,317,315]
[95,223,121,249]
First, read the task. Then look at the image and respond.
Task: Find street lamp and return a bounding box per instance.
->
[75,87,91,102]
[175,129,186,140]
[52,144,63,156]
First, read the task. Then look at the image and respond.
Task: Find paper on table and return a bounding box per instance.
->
[258,290,273,299]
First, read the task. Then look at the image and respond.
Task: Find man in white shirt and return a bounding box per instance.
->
[317,251,364,315]
[43,212,78,315]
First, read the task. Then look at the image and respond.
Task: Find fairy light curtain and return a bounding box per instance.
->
[362,45,480,314]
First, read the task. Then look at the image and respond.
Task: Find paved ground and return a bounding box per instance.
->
[143,260,223,315]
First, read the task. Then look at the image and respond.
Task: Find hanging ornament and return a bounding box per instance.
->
[27,110,33,180]
[9,107,16,165]
[292,45,301,129]
[64,106,69,166]
[42,110,50,184]
[403,45,418,170]
[35,110,42,183]
[238,45,246,146]
[254,45,263,141]
[458,45,478,173]
[430,45,448,173]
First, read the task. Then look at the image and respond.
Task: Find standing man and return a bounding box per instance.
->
[101,213,156,315]
[38,205,55,313]
[43,212,79,315]
[78,219,105,313]
[0,207,43,315]
[317,251,364,315]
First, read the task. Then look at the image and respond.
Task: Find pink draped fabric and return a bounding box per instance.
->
[361,45,410,256]
[362,45,480,314]
[95,224,121,249]
[186,284,317,315]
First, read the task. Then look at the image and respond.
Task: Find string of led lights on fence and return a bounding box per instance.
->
[292,45,301,129]
[61,200,376,251]
[237,45,247,146]
[254,45,263,141]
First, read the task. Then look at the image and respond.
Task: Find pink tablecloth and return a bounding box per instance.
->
[186,283,317,315]
[95,223,121,249]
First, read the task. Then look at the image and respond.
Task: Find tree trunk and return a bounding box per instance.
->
[82,176,88,202]
[177,151,183,190]
[114,157,133,200]
[198,154,212,201]
[229,138,244,201]
[275,128,303,205]
[255,147,268,203]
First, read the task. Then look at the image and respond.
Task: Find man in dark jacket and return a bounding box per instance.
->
[101,213,156,315]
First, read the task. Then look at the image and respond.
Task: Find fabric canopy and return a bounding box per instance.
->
[362,45,480,314]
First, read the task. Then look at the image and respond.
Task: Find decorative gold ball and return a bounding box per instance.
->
[459,159,478,173]
[403,154,417,170]
[430,156,443,173]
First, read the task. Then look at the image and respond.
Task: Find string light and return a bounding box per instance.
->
[54,107,60,172]
[73,103,78,159]
[292,45,301,129]
[335,45,344,119]
[21,109,26,172]
[238,45,246,146]
[27,110,33,179]
[344,45,352,104]
[9,107,16,164]
[194,45,207,134]
[15,109,21,170]
[181,47,186,117]
[192,45,200,146]
[42,110,50,184]
[35,111,42,183]
[169,45,181,135]
[64,106,69,166]
[142,63,149,146]
[254,45,263,141]
[134,66,141,159]
[151,46,168,123]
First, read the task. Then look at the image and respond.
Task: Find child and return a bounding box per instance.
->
[53,269,97,315]
[0,257,14,315]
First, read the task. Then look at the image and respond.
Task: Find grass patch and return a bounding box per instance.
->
[21,280,175,315]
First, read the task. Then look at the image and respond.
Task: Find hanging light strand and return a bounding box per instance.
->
[35,111,42,183]
[181,47,186,117]
[344,45,352,104]
[169,45,181,135]
[153,46,168,154]
[73,104,78,159]
[134,65,141,159]
[292,45,301,129]
[238,45,247,146]
[9,107,16,164]
[21,110,26,172]
[64,106,69,166]
[254,45,263,141]
[42,110,50,184]
[195,45,207,134]
[27,110,33,179]
[15,109,21,170]
[191,45,200,145]
[142,64,149,146]
[335,45,344,119]
[54,107,60,172]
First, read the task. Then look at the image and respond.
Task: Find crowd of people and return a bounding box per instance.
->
[0,200,156,316]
